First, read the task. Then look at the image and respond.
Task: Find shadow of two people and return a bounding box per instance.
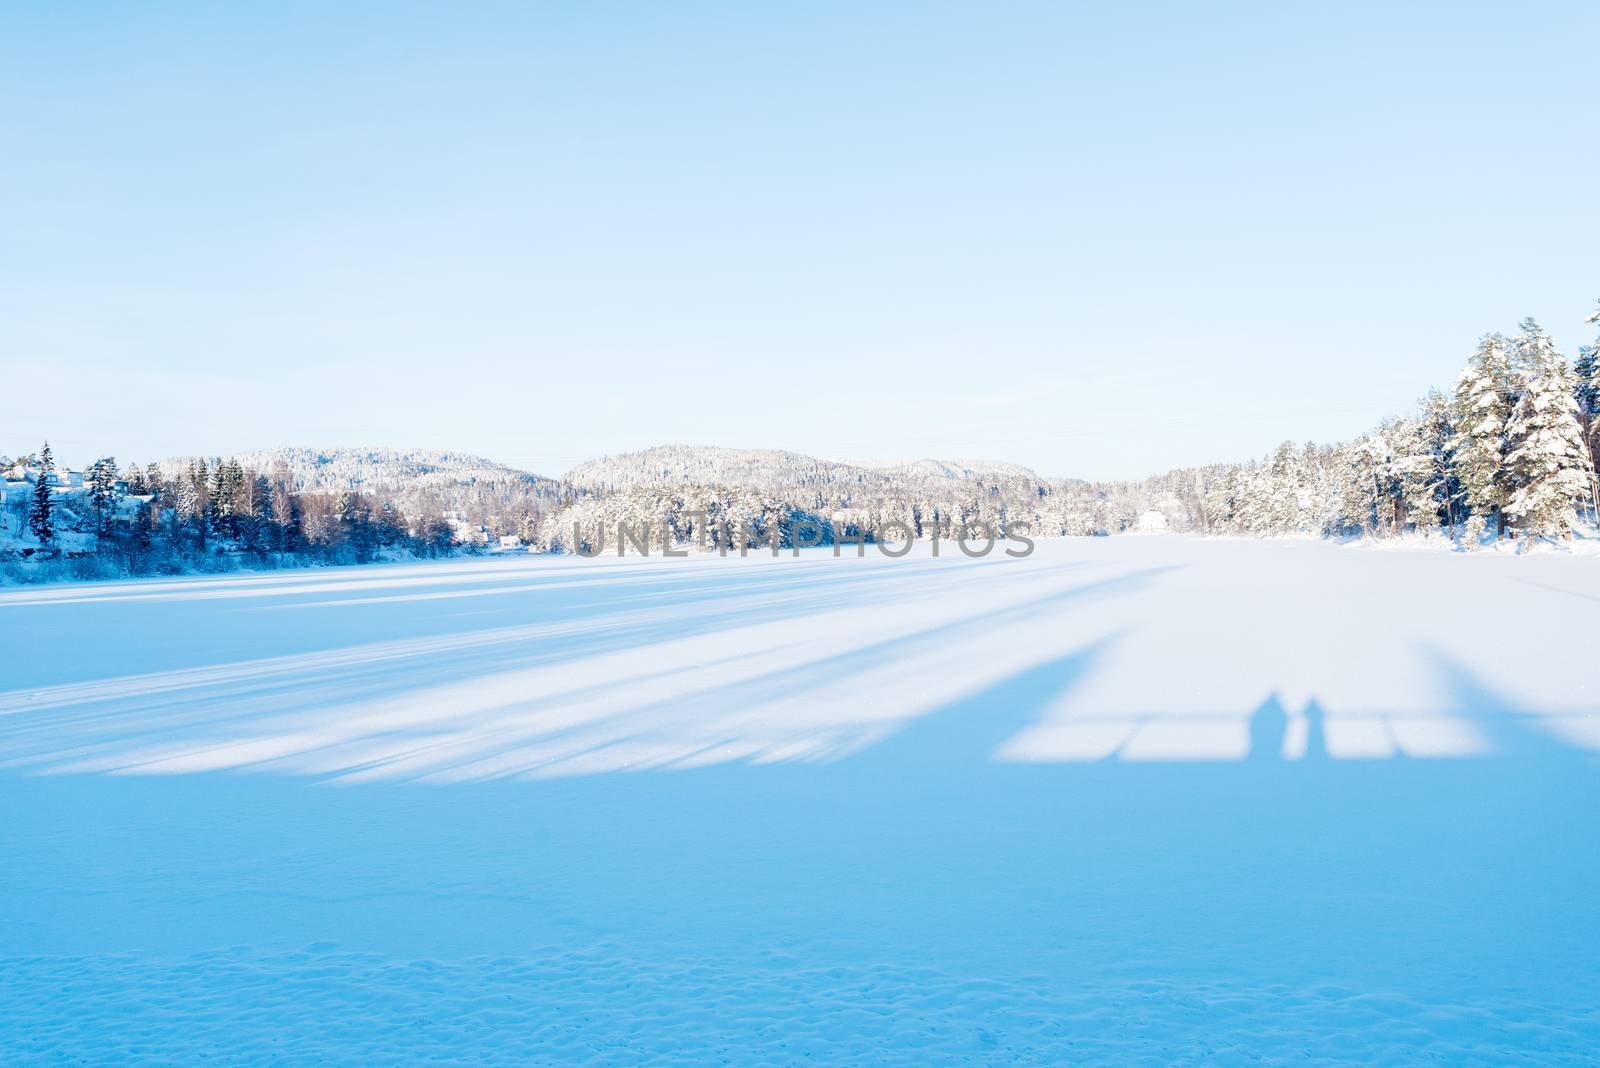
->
[1247,694,1327,762]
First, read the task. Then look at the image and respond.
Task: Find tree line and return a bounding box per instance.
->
[5,452,461,577]
[533,307,1600,552]
[1162,308,1600,543]
[7,302,1598,579]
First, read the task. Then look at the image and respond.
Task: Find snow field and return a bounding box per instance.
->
[2,537,1597,1063]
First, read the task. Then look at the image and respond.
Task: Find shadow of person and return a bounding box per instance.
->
[1301,698,1329,762]
[1246,694,1289,762]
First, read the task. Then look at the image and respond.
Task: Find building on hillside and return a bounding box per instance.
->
[0,479,31,507]
[3,467,86,494]
[1131,510,1172,535]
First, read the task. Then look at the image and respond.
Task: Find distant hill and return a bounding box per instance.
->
[856,458,1046,484]
[151,447,566,538]
[156,447,552,494]
[128,442,1150,548]
[543,443,1123,551]
[565,444,1044,494]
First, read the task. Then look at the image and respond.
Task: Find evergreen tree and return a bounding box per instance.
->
[1575,341,1600,421]
[86,456,121,537]
[1451,333,1514,539]
[123,461,148,496]
[1380,414,1445,535]
[1576,300,1600,505]
[191,458,210,537]
[244,471,273,554]
[176,469,198,523]
[1333,435,1388,535]
[1503,319,1594,538]
[1413,390,1461,533]
[207,460,228,540]
[29,441,55,548]
[378,499,405,547]
[133,500,156,557]
[1262,442,1310,532]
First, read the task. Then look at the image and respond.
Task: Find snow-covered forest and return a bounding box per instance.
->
[530,304,1600,553]
[6,305,1598,580]
[1164,311,1600,542]
[0,448,566,580]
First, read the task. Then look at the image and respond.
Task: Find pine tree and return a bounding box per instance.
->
[1451,333,1514,539]
[175,460,202,549]
[134,500,155,556]
[1576,300,1600,510]
[1380,413,1448,535]
[1333,435,1388,535]
[1503,319,1594,539]
[378,498,405,547]
[242,471,273,554]
[1412,390,1461,533]
[176,471,198,522]
[1575,336,1600,421]
[29,441,55,548]
[86,456,121,537]
[207,460,228,540]
[123,461,148,496]
[192,458,210,532]
[1262,442,1310,532]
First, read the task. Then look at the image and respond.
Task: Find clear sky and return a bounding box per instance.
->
[3,2,1597,480]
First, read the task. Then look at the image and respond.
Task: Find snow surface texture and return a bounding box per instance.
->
[2,538,1597,1064]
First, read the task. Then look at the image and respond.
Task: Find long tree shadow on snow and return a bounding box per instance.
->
[375,576,1161,784]
[0,566,1171,784]
[1419,645,1594,767]
[312,572,1164,784]
[843,637,1118,779]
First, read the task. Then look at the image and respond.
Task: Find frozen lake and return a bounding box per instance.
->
[2,537,1597,1063]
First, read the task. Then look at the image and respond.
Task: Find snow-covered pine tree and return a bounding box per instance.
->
[1332,434,1388,535]
[86,456,121,537]
[1575,302,1600,419]
[1576,300,1600,510]
[29,441,55,548]
[1503,318,1594,539]
[191,458,210,541]
[1411,390,1460,534]
[1451,333,1514,539]
[207,460,229,540]
[1263,442,1313,532]
[249,472,274,553]
[176,461,202,546]
[176,471,195,518]
[1379,413,1444,536]
[123,461,148,496]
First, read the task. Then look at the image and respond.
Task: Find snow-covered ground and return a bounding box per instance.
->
[2,538,1596,1063]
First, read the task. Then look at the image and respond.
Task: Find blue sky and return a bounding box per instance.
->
[3,2,1597,479]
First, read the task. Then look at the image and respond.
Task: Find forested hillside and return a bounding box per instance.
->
[6,304,1598,579]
